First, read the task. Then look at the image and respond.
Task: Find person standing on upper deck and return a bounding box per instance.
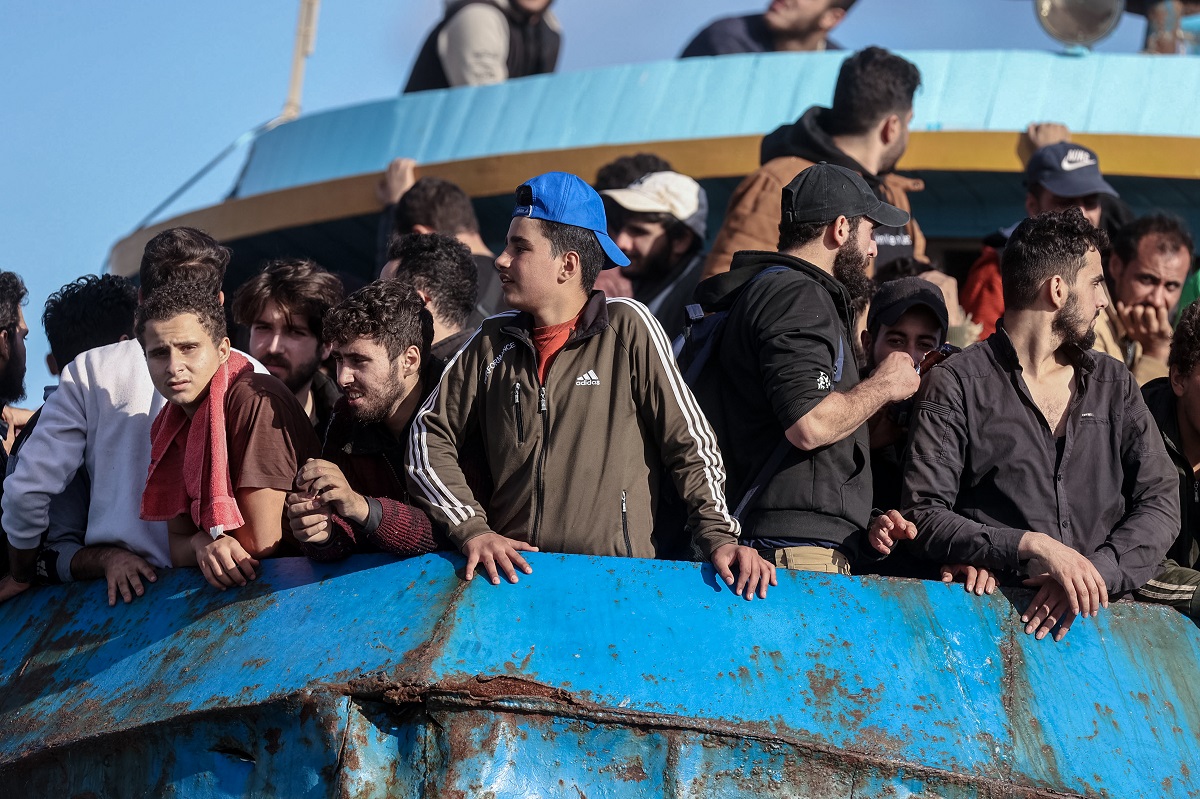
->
[681,0,857,58]
[404,0,560,93]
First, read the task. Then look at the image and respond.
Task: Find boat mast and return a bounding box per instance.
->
[279,0,321,123]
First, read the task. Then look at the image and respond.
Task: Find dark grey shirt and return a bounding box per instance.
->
[901,329,1179,595]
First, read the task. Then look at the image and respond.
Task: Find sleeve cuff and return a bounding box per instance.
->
[1088,549,1121,594]
[358,497,383,536]
[986,525,1027,571]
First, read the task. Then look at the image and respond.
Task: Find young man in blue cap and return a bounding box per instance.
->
[407,172,775,599]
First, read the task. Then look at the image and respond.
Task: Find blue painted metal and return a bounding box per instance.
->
[232,50,1200,199]
[2,553,1198,796]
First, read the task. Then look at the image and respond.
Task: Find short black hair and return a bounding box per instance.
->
[1112,213,1195,267]
[231,258,344,342]
[135,281,227,345]
[1001,208,1109,311]
[537,220,606,293]
[43,275,138,367]
[324,280,433,363]
[393,177,480,236]
[386,233,478,330]
[0,271,28,336]
[139,227,230,299]
[593,153,674,191]
[825,47,921,137]
[778,216,863,253]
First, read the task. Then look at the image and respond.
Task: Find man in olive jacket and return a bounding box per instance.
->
[407,172,775,599]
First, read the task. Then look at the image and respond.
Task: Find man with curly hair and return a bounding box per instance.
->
[285,281,448,561]
[902,209,1179,642]
[1136,299,1200,617]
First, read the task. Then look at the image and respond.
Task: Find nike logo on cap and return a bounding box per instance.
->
[1060,149,1098,171]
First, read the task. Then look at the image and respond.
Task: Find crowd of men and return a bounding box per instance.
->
[0,42,1197,646]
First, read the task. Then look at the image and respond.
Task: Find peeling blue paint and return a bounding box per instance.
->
[1,553,1197,797]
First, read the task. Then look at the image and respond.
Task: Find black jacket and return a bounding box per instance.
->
[696,250,869,555]
[902,330,1179,595]
[1142,376,1199,569]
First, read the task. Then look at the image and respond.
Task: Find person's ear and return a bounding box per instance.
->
[1170,366,1187,398]
[860,329,874,358]
[415,288,432,305]
[880,113,901,146]
[1047,275,1069,310]
[560,249,582,284]
[828,215,852,248]
[1108,252,1125,284]
[46,353,59,377]
[217,290,225,305]
[0,327,10,362]
[319,341,333,361]
[819,7,847,32]
[412,223,436,236]
[401,344,422,377]
[670,231,696,260]
[218,337,231,364]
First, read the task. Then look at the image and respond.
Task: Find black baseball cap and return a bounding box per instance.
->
[1024,142,1118,199]
[866,277,949,336]
[781,162,910,228]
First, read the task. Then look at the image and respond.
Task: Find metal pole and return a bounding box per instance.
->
[280,0,320,122]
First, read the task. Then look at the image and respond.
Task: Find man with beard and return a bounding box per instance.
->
[597,171,708,339]
[681,0,857,57]
[702,46,925,280]
[232,259,344,438]
[285,281,444,561]
[696,163,920,575]
[902,209,1179,642]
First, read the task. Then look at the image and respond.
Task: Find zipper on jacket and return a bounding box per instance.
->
[621,490,632,557]
[512,382,525,444]
[532,385,549,548]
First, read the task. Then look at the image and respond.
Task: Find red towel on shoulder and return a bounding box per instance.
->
[141,352,253,537]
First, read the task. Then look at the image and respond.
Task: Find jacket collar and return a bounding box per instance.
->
[499,290,610,346]
[728,250,854,329]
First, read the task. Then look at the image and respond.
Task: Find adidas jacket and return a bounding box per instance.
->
[407,291,740,560]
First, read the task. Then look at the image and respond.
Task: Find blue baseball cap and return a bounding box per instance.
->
[512,172,631,269]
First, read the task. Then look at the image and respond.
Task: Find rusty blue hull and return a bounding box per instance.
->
[1,552,1197,797]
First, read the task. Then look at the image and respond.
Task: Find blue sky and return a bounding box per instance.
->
[1,0,1145,392]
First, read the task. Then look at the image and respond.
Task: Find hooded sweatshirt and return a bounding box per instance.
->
[703,106,926,280]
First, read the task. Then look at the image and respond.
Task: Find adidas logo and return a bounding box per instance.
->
[575,369,601,386]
